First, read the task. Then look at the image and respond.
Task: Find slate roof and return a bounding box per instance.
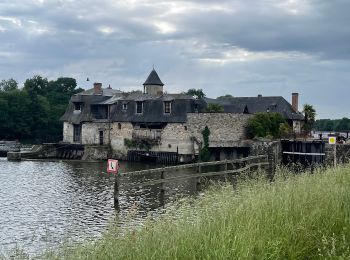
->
[109,98,201,123]
[143,69,164,86]
[77,87,122,97]
[61,90,206,124]
[204,96,304,120]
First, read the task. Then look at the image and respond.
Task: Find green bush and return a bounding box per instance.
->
[205,103,224,113]
[248,112,288,139]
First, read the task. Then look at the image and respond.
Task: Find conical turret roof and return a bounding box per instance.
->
[143,69,164,86]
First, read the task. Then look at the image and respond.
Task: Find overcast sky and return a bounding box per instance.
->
[0,0,349,118]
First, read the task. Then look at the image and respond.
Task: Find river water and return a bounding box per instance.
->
[0,158,197,257]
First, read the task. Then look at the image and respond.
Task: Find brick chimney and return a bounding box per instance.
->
[292,93,299,112]
[93,82,102,94]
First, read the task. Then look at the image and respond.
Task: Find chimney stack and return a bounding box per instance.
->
[93,82,102,94]
[292,93,299,112]
[258,94,262,97]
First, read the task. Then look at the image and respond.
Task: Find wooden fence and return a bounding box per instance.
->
[114,155,273,210]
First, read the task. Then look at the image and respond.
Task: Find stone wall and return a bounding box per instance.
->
[325,143,350,166]
[81,122,109,144]
[250,140,282,165]
[110,122,133,158]
[63,122,74,143]
[79,122,133,159]
[151,123,192,154]
[187,113,252,146]
[82,145,110,160]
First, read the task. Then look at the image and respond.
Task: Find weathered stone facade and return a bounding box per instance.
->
[61,70,304,161]
[63,122,74,143]
[63,113,252,160]
[154,123,192,154]
[110,122,133,158]
[187,113,252,147]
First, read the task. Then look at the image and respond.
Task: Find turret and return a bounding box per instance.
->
[143,69,164,95]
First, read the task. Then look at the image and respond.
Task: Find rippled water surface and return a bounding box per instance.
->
[0,158,197,257]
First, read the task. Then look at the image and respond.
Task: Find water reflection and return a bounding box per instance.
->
[0,158,200,257]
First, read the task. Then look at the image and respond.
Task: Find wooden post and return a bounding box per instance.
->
[231,162,237,190]
[114,174,120,211]
[196,176,201,192]
[108,104,111,146]
[334,143,337,168]
[197,164,202,173]
[224,160,228,182]
[160,169,165,208]
[267,146,275,182]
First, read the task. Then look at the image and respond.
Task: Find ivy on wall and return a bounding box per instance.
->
[199,126,211,162]
[124,138,152,151]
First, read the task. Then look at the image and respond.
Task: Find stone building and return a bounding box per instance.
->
[61,69,304,162]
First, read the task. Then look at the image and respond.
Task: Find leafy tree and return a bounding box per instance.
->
[217,94,233,100]
[335,117,350,132]
[0,78,18,92]
[0,90,32,139]
[206,103,224,113]
[0,75,82,143]
[302,104,316,135]
[185,88,206,99]
[24,75,49,96]
[248,112,287,139]
[279,122,292,138]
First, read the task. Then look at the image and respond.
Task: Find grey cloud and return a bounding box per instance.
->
[0,0,349,118]
[169,0,350,60]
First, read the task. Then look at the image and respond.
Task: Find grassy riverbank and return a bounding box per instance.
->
[52,166,350,259]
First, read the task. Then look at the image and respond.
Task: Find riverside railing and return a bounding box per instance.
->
[114,155,273,210]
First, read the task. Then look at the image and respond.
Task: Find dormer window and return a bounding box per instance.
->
[74,102,82,111]
[164,101,171,114]
[122,103,127,110]
[136,101,143,114]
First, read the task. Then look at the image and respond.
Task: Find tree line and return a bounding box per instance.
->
[0,76,83,143]
[314,118,350,132]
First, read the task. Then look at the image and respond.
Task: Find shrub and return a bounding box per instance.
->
[248,112,287,139]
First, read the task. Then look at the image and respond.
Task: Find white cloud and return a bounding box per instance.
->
[153,21,176,34]
[98,26,115,34]
[0,15,22,27]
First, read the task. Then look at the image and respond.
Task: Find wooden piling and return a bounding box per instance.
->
[114,174,120,211]
[160,169,165,207]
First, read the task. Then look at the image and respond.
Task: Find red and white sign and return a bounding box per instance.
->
[107,159,119,174]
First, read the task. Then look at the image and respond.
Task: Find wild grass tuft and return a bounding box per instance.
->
[49,165,350,259]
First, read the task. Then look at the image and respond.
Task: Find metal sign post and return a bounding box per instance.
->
[328,137,336,168]
[107,159,120,210]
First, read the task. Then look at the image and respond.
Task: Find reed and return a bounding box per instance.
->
[50,165,350,259]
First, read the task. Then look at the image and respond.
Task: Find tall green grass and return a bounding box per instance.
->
[51,166,350,259]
